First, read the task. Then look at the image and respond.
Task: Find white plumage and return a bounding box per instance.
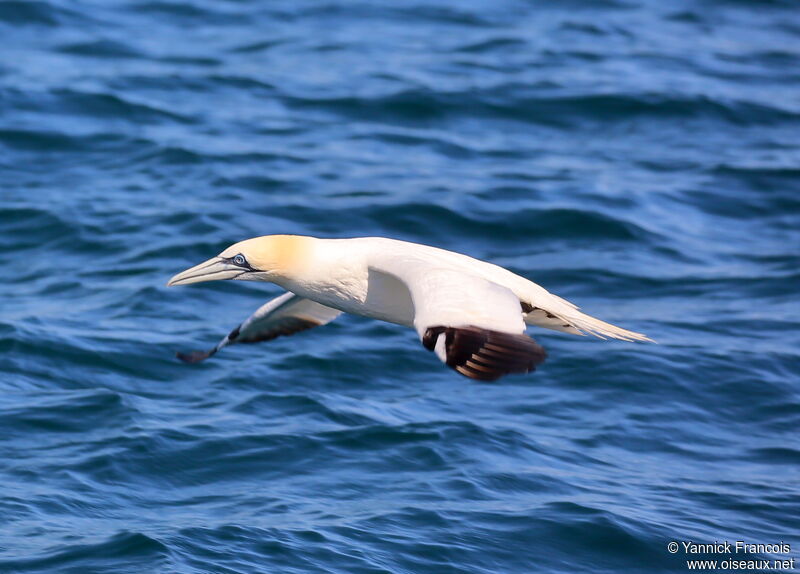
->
[167,235,651,380]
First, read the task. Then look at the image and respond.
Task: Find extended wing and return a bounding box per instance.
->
[371,259,546,381]
[176,292,342,363]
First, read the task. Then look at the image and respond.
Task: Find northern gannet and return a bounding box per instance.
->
[167,235,651,381]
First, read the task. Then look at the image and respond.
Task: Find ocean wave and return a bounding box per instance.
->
[0,0,84,27]
[2,0,798,572]
[281,88,800,126]
[0,532,168,573]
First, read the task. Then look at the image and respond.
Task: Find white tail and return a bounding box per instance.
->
[559,309,653,342]
[522,291,653,342]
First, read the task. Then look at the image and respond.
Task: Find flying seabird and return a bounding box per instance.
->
[167,235,651,381]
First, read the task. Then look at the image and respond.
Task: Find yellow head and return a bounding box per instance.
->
[166,235,310,286]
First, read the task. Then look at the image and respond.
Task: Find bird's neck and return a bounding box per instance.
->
[270,237,370,309]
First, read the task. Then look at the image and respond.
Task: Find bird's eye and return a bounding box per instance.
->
[233,254,246,266]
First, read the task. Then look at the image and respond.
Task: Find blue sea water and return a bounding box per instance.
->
[1,0,799,572]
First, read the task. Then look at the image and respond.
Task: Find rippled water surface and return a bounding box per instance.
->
[2,1,799,572]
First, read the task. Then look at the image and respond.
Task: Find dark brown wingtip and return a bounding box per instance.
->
[424,326,547,382]
[176,349,214,364]
[238,317,322,344]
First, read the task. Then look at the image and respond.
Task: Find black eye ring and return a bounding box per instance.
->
[232,254,246,266]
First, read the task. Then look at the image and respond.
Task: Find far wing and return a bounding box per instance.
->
[372,260,546,381]
[176,292,342,363]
